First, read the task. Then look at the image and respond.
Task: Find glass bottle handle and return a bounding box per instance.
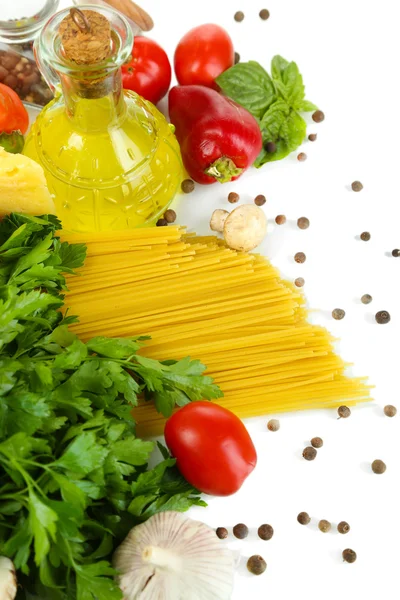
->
[34,39,59,93]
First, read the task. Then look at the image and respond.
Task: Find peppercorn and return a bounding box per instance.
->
[375,311,391,324]
[337,521,350,534]
[156,218,168,227]
[332,308,345,320]
[234,52,240,64]
[234,11,245,22]
[302,446,317,461]
[392,249,400,257]
[216,527,228,539]
[318,519,331,533]
[371,459,386,474]
[247,555,267,575]
[297,152,307,162]
[297,217,310,230]
[254,194,266,206]
[342,549,357,563]
[311,437,323,449]
[181,179,195,193]
[266,141,276,153]
[308,133,317,141]
[259,9,270,20]
[361,294,372,305]
[338,405,351,419]
[228,192,240,204]
[258,524,274,540]
[312,110,325,123]
[233,523,249,539]
[297,512,311,525]
[267,419,280,432]
[351,181,363,192]
[294,252,306,264]
[275,214,286,225]
[360,231,371,241]
[164,209,176,223]
[295,277,305,287]
[384,405,397,417]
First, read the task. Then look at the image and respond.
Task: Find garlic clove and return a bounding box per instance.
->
[113,511,235,600]
[0,557,17,600]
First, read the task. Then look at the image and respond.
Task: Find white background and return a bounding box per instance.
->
[30,0,400,598]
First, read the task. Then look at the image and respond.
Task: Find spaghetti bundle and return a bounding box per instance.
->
[63,226,371,436]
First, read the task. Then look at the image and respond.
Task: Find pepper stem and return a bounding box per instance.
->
[205,157,243,183]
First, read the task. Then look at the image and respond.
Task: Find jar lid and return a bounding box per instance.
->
[0,0,60,44]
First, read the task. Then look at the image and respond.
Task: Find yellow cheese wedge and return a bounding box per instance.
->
[0,148,56,217]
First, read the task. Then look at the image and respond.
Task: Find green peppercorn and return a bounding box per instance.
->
[392,249,400,257]
[233,523,249,539]
[181,179,195,193]
[360,231,371,241]
[375,311,391,324]
[254,194,266,206]
[302,446,317,461]
[311,437,323,448]
[338,521,350,534]
[156,218,168,227]
[259,9,270,20]
[267,419,280,432]
[384,405,397,417]
[318,519,331,533]
[312,110,325,123]
[216,527,228,539]
[297,512,311,525]
[351,181,363,192]
[164,209,176,223]
[247,555,267,575]
[361,294,372,304]
[308,133,317,141]
[338,405,351,418]
[234,52,240,64]
[342,548,357,563]
[295,277,305,287]
[275,214,286,225]
[258,524,274,540]
[332,308,345,320]
[266,141,276,153]
[371,459,386,474]
[297,152,307,162]
[228,192,240,204]
[297,217,310,230]
[234,11,245,22]
[294,252,306,264]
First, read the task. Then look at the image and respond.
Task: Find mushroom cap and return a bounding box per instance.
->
[210,209,230,233]
[113,511,235,600]
[223,204,267,252]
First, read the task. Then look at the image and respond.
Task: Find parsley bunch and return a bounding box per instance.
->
[0,214,222,599]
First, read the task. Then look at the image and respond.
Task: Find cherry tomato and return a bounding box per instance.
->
[164,401,257,496]
[0,83,29,135]
[174,24,234,88]
[121,36,171,105]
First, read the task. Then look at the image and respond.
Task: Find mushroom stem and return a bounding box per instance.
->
[142,546,182,572]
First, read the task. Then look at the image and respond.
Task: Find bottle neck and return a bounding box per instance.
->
[59,70,126,132]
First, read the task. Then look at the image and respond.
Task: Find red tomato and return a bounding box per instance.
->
[0,83,29,134]
[174,24,234,88]
[164,402,257,496]
[121,36,171,105]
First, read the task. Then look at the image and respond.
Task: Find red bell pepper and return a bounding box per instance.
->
[168,85,263,185]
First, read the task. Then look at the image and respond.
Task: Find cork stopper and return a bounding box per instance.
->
[59,9,111,65]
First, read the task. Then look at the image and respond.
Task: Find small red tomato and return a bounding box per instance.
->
[164,402,257,496]
[0,83,29,135]
[122,36,171,105]
[174,24,234,88]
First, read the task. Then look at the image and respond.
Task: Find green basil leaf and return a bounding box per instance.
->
[297,99,319,112]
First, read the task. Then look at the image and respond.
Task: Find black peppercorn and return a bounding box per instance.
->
[311,437,323,448]
[228,192,240,204]
[392,249,400,257]
[295,277,305,287]
[338,521,350,534]
[181,179,195,193]
[234,52,240,64]
[234,11,245,22]
[361,294,372,304]
[259,9,270,20]
[233,523,249,539]
[302,446,317,461]
[254,194,266,206]
[247,555,267,575]
[342,549,357,563]
[371,459,386,474]
[164,209,176,223]
[297,217,310,230]
[156,218,168,227]
[360,231,371,241]
[267,419,280,431]
[351,181,363,192]
[216,527,228,539]
[312,110,325,123]
[297,152,307,162]
[265,141,276,153]
[318,519,331,533]
[375,311,391,324]
[258,524,274,540]
[384,405,397,417]
[275,214,286,225]
[297,512,311,525]
[294,252,306,264]
[332,308,345,320]
[308,133,317,141]
[338,405,351,418]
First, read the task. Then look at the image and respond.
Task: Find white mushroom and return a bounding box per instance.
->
[0,557,17,600]
[113,511,235,600]
[210,209,229,233]
[223,204,267,252]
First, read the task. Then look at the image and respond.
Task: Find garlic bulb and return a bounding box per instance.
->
[0,557,17,600]
[113,511,235,600]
